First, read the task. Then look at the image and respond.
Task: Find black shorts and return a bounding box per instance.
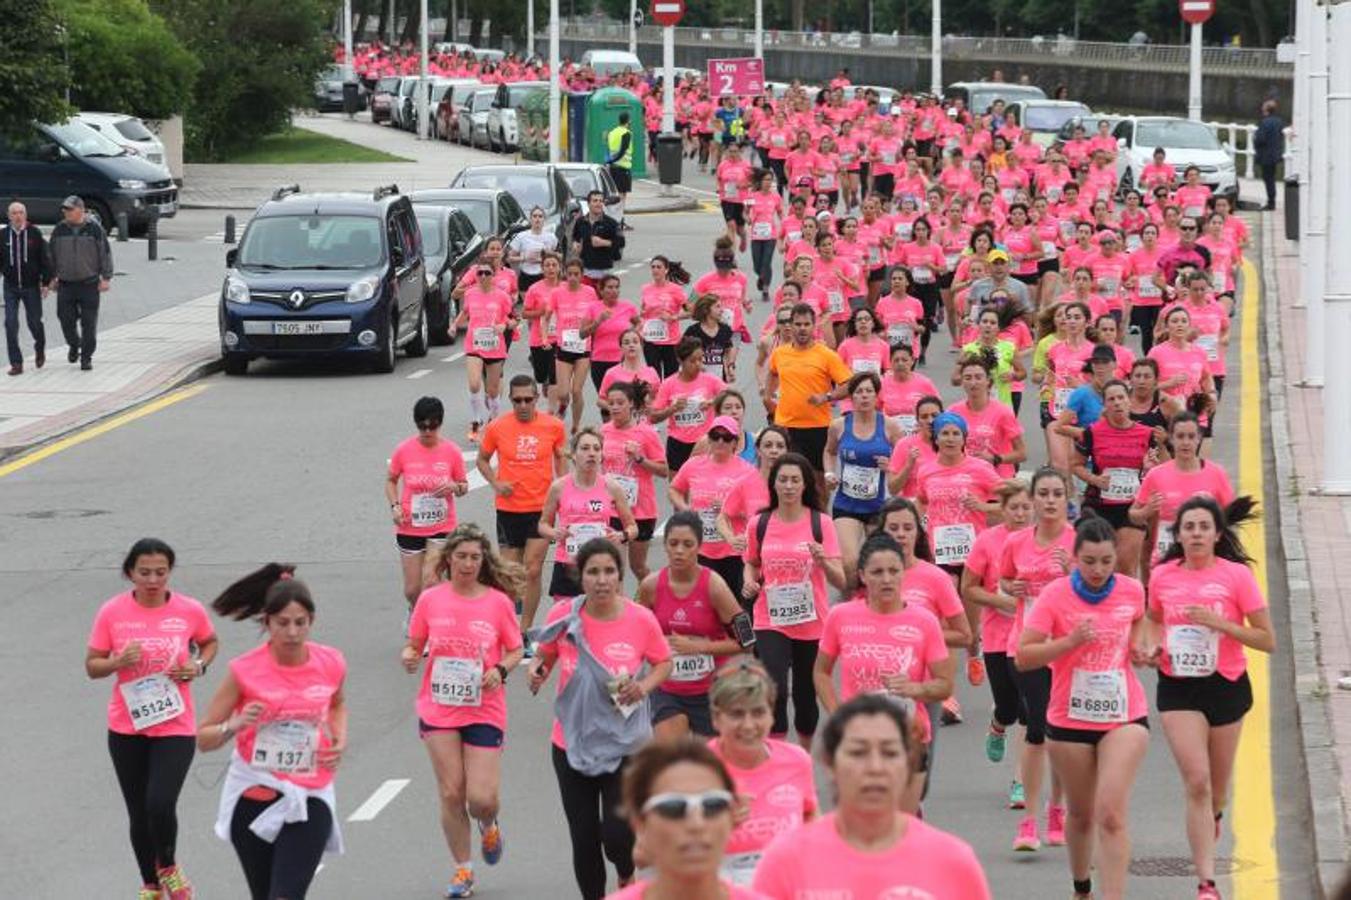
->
[496,509,543,549]
[938,562,964,579]
[938,271,955,290]
[418,720,505,748]
[609,166,633,194]
[830,505,879,525]
[786,426,829,471]
[530,345,556,385]
[721,201,745,225]
[1046,718,1149,745]
[1011,272,1039,286]
[467,353,506,365]
[872,173,895,199]
[555,347,590,366]
[612,517,657,542]
[396,532,450,554]
[1085,501,1145,531]
[518,270,544,294]
[1156,670,1253,727]
[1039,400,1054,430]
[1038,258,1060,275]
[868,266,888,284]
[549,561,583,599]
[650,688,715,736]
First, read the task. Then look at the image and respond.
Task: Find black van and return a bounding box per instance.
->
[0,119,177,231]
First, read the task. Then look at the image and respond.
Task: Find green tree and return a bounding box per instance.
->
[54,0,198,120]
[0,0,72,138]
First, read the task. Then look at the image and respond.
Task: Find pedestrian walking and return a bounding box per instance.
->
[1253,99,1285,211]
[47,195,113,370]
[2,202,51,375]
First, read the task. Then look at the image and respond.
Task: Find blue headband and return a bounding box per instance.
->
[932,411,968,438]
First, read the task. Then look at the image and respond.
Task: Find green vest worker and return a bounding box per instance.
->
[605,113,634,229]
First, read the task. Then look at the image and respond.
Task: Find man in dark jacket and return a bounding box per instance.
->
[47,195,113,370]
[1,202,51,375]
[569,191,623,288]
[1253,98,1285,211]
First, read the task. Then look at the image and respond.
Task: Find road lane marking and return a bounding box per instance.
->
[406,368,433,379]
[0,383,209,479]
[1232,257,1279,900]
[347,778,411,822]
[442,351,466,363]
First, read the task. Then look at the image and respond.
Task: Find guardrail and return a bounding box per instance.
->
[554,21,1290,76]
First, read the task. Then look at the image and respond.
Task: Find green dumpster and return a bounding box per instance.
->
[584,87,646,179]
[520,90,550,161]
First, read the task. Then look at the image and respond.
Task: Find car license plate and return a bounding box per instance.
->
[158,202,176,215]
[274,322,324,336]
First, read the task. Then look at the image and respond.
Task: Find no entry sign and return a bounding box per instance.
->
[1179,0,1215,25]
[651,0,683,26]
[708,58,765,97]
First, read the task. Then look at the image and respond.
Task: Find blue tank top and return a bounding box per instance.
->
[833,412,893,515]
[738,430,757,464]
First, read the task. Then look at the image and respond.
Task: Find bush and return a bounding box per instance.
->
[0,0,72,138]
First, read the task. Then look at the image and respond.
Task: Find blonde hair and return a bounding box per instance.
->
[435,524,526,599]
[709,657,778,710]
[570,425,603,455]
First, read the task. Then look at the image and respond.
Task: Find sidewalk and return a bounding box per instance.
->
[181,113,699,214]
[1262,208,1351,890]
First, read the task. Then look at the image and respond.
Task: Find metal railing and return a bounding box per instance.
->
[553,21,1290,76]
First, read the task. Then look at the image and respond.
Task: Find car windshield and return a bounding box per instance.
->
[112,118,155,141]
[377,77,401,93]
[414,212,445,255]
[46,120,126,158]
[970,88,1044,115]
[1024,104,1091,132]
[563,170,597,198]
[472,92,494,112]
[450,199,493,234]
[1136,121,1220,151]
[507,86,542,105]
[457,172,553,211]
[238,215,384,269]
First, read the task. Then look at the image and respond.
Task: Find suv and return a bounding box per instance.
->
[449,164,580,251]
[457,87,497,147]
[944,82,1046,117]
[1003,99,1093,147]
[1113,116,1238,204]
[219,184,429,375]
[412,203,486,343]
[75,112,168,168]
[486,82,547,152]
[371,76,403,125]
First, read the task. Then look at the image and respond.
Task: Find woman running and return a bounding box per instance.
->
[638,511,752,740]
[529,539,673,900]
[746,170,784,302]
[1147,308,1218,431]
[887,394,943,498]
[601,381,668,581]
[639,256,691,378]
[694,237,752,345]
[401,525,525,897]
[551,259,602,433]
[455,263,517,443]
[88,539,216,900]
[670,415,758,598]
[597,329,661,418]
[588,275,641,393]
[686,389,758,463]
[880,342,939,437]
[1130,411,1235,569]
[1147,495,1275,900]
[1017,516,1152,900]
[199,566,348,900]
[522,252,562,397]
[893,219,947,361]
[834,306,891,383]
[1037,300,1094,472]
[752,696,991,899]
[914,410,1004,574]
[506,205,559,295]
[949,351,1027,479]
[715,425,791,598]
[650,337,727,476]
[741,453,846,749]
[957,306,1028,410]
[876,267,926,358]
[684,293,738,383]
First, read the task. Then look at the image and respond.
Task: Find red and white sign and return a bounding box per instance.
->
[651,0,684,26]
[708,57,765,98]
[1179,0,1215,25]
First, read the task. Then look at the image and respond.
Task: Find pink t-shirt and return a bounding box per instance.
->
[550,284,601,354]
[540,599,671,748]
[598,362,661,402]
[745,191,784,242]
[966,523,1018,652]
[389,436,468,537]
[745,510,842,640]
[887,433,938,497]
[639,282,686,346]
[87,592,215,737]
[717,159,754,203]
[949,398,1022,477]
[836,336,891,377]
[605,883,766,900]
[1148,558,1266,681]
[654,372,727,444]
[553,475,617,564]
[695,271,750,333]
[1045,339,1095,416]
[524,278,558,347]
[879,371,938,432]
[230,642,347,789]
[601,420,666,520]
[710,737,818,859]
[820,601,949,742]
[671,453,758,559]
[720,470,771,542]
[1026,575,1149,731]
[1136,460,1234,560]
[1161,299,1230,375]
[462,286,514,359]
[901,560,966,623]
[590,300,640,363]
[752,813,991,900]
[1148,341,1213,400]
[999,525,1077,655]
[915,456,1003,566]
[409,584,522,731]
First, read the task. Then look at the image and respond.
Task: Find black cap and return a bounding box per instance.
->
[1083,344,1118,372]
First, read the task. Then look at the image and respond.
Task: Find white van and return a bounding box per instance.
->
[580,49,644,78]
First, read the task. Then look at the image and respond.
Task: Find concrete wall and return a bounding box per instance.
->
[558,37,1291,123]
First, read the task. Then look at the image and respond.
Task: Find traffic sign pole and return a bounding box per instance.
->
[1188,21,1202,121]
[549,0,560,163]
[662,26,675,133]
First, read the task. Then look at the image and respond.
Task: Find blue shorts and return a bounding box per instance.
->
[418,720,505,749]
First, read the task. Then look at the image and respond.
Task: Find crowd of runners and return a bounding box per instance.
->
[86,73,1274,900]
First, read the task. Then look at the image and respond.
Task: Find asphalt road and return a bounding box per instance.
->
[0,203,1319,899]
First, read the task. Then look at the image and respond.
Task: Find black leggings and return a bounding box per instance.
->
[666,436,695,476]
[751,239,777,291]
[913,283,941,359]
[770,159,787,194]
[107,731,196,885]
[1131,305,1161,355]
[590,359,618,392]
[755,629,820,737]
[551,745,634,900]
[1011,662,1052,745]
[985,651,1025,728]
[643,342,679,378]
[230,795,332,900]
[699,553,745,613]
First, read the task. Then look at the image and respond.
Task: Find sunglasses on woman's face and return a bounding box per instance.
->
[416,420,442,431]
[642,790,734,821]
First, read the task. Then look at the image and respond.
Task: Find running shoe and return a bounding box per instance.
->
[446,866,475,898]
[967,655,986,686]
[985,724,1006,763]
[940,696,963,725]
[467,423,481,445]
[1046,804,1067,846]
[1008,781,1026,809]
[1197,882,1222,900]
[480,819,504,866]
[157,864,193,900]
[1012,815,1041,851]
[138,887,160,900]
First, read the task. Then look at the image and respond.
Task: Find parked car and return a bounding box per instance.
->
[449,164,580,249]
[219,184,428,375]
[400,77,456,135]
[555,163,623,222]
[1113,116,1239,203]
[412,203,486,343]
[314,65,367,112]
[74,112,167,168]
[457,87,497,148]
[855,85,898,113]
[473,48,506,64]
[434,41,476,56]
[1055,114,1124,144]
[1004,99,1094,147]
[410,188,527,242]
[391,77,420,130]
[0,119,176,231]
[370,76,403,125]
[487,82,547,152]
[944,81,1046,117]
[580,49,643,78]
[436,81,485,143]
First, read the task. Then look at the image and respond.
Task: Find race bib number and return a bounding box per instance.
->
[1155,523,1175,558]
[895,223,913,241]
[1053,387,1073,416]
[1138,280,1161,298]
[840,462,879,500]
[1099,277,1120,297]
[723,852,762,886]
[766,582,817,627]
[641,318,669,342]
[561,328,586,354]
[410,492,447,528]
[891,413,918,435]
[1068,669,1128,723]
[771,135,786,148]
[564,522,607,558]
[472,326,498,351]
[945,253,961,270]
[827,291,845,314]
[868,245,882,265]
[1042,240,1058,258]
[670,653,716,682]
[698,508,722,544]
[1059,220,1076,240]
[933,523,976,565]
[881,152,896,165]
[850,358,881,375]
[120,674,185,731]
[1101,467,1140,502]
[672,398,705,429]
[612,474,639,507]
[1126,234,1142,252]
[722,179,739,196]
[887,323,913,347]
[1167,624,1220,678]
[911,265,933,284]
[430,656,483,706]
[1197,333,1219,362]
[1001,187,1017,204]
[719,305,735,326]
[1047,186,1062,202]
[1184,205,1203,218]
[841,152,855,165]
[751,221,773,240]
[252,720,319,774]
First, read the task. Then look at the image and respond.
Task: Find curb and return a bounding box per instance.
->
[1259,211,1349,894]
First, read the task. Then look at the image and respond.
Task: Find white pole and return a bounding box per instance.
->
[1187,22,1202,121]
[343,0,354,71]
[528,0,536,59]
[1294,0,1310,191]
[1321,0,1351,492]
[930,0,942,96]
[630,0,638,55]
[451,0,457,43]
[418,0,429,139]
[755,0,764,60]
[1304,3,1329,384]
[662,26,675,133]
[388,0,395,45]
[548,0,560,163]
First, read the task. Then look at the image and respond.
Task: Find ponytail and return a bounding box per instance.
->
[212,563,314,622]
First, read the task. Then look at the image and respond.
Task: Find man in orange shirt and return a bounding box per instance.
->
[762,303,852,472]
[476,374,569,635]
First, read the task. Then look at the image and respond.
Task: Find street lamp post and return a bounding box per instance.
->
[1322,0,1351,491]
[549,0,560,162]
[755,0,764,59]
[529,0,536,59]
[930,0,942,95]
[343,0,354,75]
[1303,2,1329,384]
[1187,22,1203,120]
[418,0,430,139]
[630,0,638,55]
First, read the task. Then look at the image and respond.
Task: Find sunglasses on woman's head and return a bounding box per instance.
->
[642,790,734,820]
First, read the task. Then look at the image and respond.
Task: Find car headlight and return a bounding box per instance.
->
[118,179,147,190]
[225,277,251,305]
[1218,158,1235,171]
[346,274,380,303]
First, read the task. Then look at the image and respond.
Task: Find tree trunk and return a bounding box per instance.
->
[792,0,804,31]
[1246,0,1272,47]
[401,2,420,44]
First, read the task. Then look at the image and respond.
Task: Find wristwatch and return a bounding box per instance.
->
[494,663,510,683]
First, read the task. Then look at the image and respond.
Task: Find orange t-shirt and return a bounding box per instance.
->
[479,413,567,513]
[769,342,853,429]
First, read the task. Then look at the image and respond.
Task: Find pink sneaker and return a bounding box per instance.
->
[157,864,193,900]
[1046,804,1067,846]
[1197,882,1222,900]
[1012,815,1041,851]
